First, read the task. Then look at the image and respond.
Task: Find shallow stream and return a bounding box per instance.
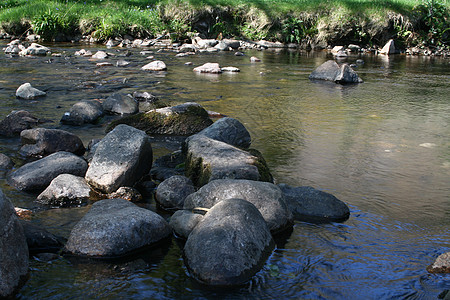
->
[1,42,449,299]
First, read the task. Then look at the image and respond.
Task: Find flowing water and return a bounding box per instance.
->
[0,42,449,299]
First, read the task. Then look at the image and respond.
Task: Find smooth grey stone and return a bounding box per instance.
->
[60,100,104,125]
[16,83,46,99]
[309,60,363,84]
[36,174,92,207]
[169,210,203,239]
[103,93,138,115]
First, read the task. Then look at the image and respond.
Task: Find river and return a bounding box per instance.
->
[1,41,449,299]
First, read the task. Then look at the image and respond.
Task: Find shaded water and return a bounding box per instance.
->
[0,42,449,299]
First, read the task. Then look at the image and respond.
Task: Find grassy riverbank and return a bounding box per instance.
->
[0,0,449,48]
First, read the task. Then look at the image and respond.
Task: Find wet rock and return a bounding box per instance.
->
[7,151,88,193]
[36,174,92,207]
[235,51,244,56]
[184,135,271,186]
[257,40,285,48]
[184,198,274,286]
[331,46,345,53]
[347,44,361,52]
[20,128,85,158]
[0,189,29,298]
[380,39,396,55]
[309,60,363,84]
[74,49,92,56]
[16,83,46,99]
[250,56,261,62]
[92,51,109,59]
[103,93,138,115]
[106,39,120,48]
[221,66,240,72]
[19,43,50,56]
[169,210,203,239]
[96,62,113,67]
[0,110,42,137]
[142,60,167,71]
[20,220,64,254]
[65,198,172,257]
[193,63,222,74]
[0,153,13,170]
[109,186,143,202]
[193,37,218,49]
[278,184,350,223]
[107,102,213,136]
[214,41,230,51]
[184,179,293,233]
[60,100,104,125]
[191,117,251,149]
[179,43,196,53]
[4,42,21,54]
[116,59,130,67]
[156,175,195,210]
[85,124,153,194]
[132,92,160,112]
[427,252,450,273]
[14,207,32,220]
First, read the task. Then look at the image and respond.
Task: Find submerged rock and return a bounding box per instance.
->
[65,198,171,257]
[36,174,92,207]
[184,198,274,286]
[16,83,46,99]
[309,60,363,84]
[279,184,350,223]
[0,189,29,298]
[184,179,293,234]
[0,110,42,137]
[20,220,64,254]
[60,100,104,125]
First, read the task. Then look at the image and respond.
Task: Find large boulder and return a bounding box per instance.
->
[60,100,104,125]
[184,135,272,186]
[184,198,274,286]
[20,220,64,254]
[16,83,46,99]
[184,179,293,234]
[0,189,29,298]
[36,174,93,207]
[169,210,203,239]
[380,39,396,55]
[309,60,363,84]
[193,63,222,74]
[19,128,85,158]
[106,102,213,136]
[0,110,41,137]
[189,117,251,149]
[7,152,88,193]
[427,252,450,273]
[19,43,50,56]
[103,93,139,115]
[155,175,195,210]
[85,124,153,194]
[278,184,350,223]
[64,198,172,257]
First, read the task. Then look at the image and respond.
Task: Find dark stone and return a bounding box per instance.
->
[0,110,42,137]
[0,189,29,298]
[20,128,85,158]
[156,175,195,210]
[279,184,350,223]
[20,220,64,254]
[309,60,363,84]
[0,153,13,170]
[64,198,172,258]
[108,186,143,202]
[85,124,153,194]
[184,179,293,234]
[184,198,274,286]
[7,151,88,193]
[169,210,203,239]
[150,167,184,182]
[60,100,104,125]
[103,93,138,115]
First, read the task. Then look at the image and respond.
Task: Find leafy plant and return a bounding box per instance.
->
[281,16,317,44]
[414,0,450,45]
[240,21,266,40]
[32,9,77,41]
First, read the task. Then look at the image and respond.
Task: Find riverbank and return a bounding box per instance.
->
[0,0,449,53]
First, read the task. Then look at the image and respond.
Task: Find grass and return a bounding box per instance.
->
[0,0,449,47]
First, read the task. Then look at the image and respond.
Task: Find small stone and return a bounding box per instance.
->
[96,62,113,67]
[16,83,46,100]
[250,56,261,62]
[193,63,222,74]
[142,60,167,71]
[221,66,240,72]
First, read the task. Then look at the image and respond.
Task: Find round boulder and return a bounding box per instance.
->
[156,175,195,210]
[0,110,41,137]
[169,210,203,239]
[184,198,274,286]
[60,100,104,125]
[16,83,46,100]
[194,117,251,149]
[103,93,138,115]
[36,174,92,207]
[64,198,172,257]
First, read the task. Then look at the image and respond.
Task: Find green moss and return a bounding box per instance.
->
[248,148,273,183]
[184,152,212,187]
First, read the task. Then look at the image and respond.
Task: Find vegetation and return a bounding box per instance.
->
[0,0,449,47]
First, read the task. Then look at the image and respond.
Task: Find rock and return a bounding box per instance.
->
[309,60,363,84]
[20,128,85,158]
[380,39,396,55]
[427,252,450,273]
[169,210,203,239]
[64,198,172,257]
[184,135,271,186]
[250,56,261,62]
[107,102,213,136]
[156,175,195,210]
[108,186,142,202]
[19,43,50,56]
[257,40,285,48]
[193,63,222,74]
[235,51,244,56]
[214,41,230,51]
[141,60,167,71]
[74,49,92,56]
[106,39,119,48]
[347,44,361,52]
[20,220,64,254]
[116,59,130,67]
[36,174,92,207]
[0,110,42,137]
[14,207,32,220]
[60,100,104,125]
[179,43,196,53]
[4,43,20,54]
[0,153,13,170]
[96,62,113,67]
[191,117,251,149]
[214,39,240,51]
[0,189,29,298]
[184,179,293,233]
[331,46,345,53]
[333,50,348,58]
[356,59,365,64]
[16,83,46,99]
[103,93,138,115]
[133,91,159,102]
[278,184,350,223]
[184,198,274,286]
[85,124,153,194]
[193,38,218,49]
[221,66,240,72]
[91,51,109,59]
[7,151,88,193]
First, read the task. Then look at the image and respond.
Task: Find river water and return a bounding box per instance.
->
[0,42,449,299]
